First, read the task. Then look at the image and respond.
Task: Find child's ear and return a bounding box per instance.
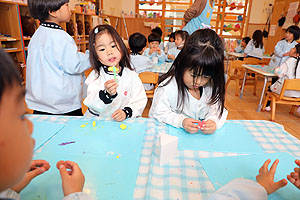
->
[49,10,58,19]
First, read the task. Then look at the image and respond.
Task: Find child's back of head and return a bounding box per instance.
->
[242,37,251,45]
[129,32,147,54]
[252,30,263,48]
[28,0,69,21]
[151,27,163,38]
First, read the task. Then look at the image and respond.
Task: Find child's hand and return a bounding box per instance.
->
[182,118,200,134]
[112,109,126,121]
[200,120,216,134]
[149,48,156,55]
[11,160,50,193]
[287,159,300,189]
[168,54,175,60]
[58,160,85,197]
[283,52,289,57]
[156,48,161,55]
[256,159,287,194]
[104,79,118,96]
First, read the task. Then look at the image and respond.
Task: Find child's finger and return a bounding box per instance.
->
[295,160,300,168]
[262,159,271,173]
[270,159,279,174]
[287,174,296,183]
[273,179,288,191]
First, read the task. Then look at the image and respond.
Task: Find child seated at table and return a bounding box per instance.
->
[129,32,154,90]
[165,32,176,54]
[143,33,166,63]
[149,29,228,134]
[234,37,251,54]
[151,27,164,51]
[84,25,147,121]
[264,44,300,111]
[0,49,92,199]
[166,30,189,62]
[208,159,300,199]
[244,30,265,60]
[269,25,300,68]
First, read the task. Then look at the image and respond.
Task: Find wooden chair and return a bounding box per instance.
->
[262,79,300,121]
[225,60,257,96]
[138,71,159,99]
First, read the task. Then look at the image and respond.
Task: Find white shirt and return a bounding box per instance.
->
[244,40,265,59]
[208,178,268,200]
[269,40,298,67]
[84,67,147,119]
[143,48,166,63]
[270,57,300,97]
[167,47,181,62]
[149,77,228,129]
[25,24,91,114]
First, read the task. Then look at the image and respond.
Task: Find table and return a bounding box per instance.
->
[240,64,277,112]
[148,62,172,74]
[227,52,272,59]
[21,115,300,200]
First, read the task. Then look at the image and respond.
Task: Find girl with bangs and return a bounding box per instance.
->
[149,29,228,134]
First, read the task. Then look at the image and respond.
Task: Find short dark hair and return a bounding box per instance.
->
[159,29,225,117]
[242,37,251,45]
[169,32,175,41]
[148,33,161,43]
[0,49,22,102]
[129,32,147,53]
[28,0,69,21]
[175,30,189,41]
[89,25,132,75]
[286,25,300,41]
[151,27,162,37]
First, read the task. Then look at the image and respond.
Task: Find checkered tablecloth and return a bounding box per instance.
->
[28,115,300,200]
[149,62,173,74]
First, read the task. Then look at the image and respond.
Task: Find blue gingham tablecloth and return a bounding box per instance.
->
[149,62,173,74]
[28,115,300,200]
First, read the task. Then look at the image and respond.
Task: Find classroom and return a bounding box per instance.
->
[0,0,300,199]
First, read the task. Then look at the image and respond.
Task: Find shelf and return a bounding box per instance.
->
[0,38,19,42]
[76,41,85,44]
[0,0,27,6]
[23,37,31,41]
[4,48,23,53]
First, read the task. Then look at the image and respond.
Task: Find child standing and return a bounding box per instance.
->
[26,0,91,116]
[264,44,300,111]
[0,49,91,199]
[269,25,300,67]
[149,29,228,134]
[167,30,189,61]
[84,25,147,121]
[143,33,166,63]
[234,37,251,54]
[165,32,176,54]
[244,30,265,59]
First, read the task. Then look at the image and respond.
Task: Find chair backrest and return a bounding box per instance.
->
[278,79,300,99]
[244,57,259,65]
[138,71,159,85]
[228,60,244,76]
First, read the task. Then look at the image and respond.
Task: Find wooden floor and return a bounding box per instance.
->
[142,77,300,140]
[26,77,300,140]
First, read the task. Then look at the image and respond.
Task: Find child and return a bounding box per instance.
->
[269,25,300,67]
[265,44,300,111]
[83,25,147,121]
[244,30,265,59]
[0,49,91,199]
[143,33,166,63]
[165,32,176,54]
[149,29,228,134]
[129,32,154,91]
[208,159,300,199]
[151,27,164,51]
[234,37,251,54]
[26,0,91,116]
[167,30,189,62]
[129,32,153,73]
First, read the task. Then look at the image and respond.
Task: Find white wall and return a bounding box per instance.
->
[102,0,135,16]
[249,0,275,24]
